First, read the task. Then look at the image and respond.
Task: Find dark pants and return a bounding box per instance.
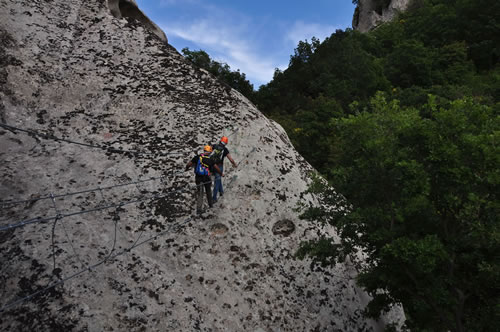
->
[195,174,213,213]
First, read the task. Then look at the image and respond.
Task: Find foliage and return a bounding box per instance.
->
[273,95,344,173]
[181,47,255,101]
[298,95,500,331]
[254,31,391,114]
[255,0,499,172]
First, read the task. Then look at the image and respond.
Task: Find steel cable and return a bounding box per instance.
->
[0,122,186,157]
[0,175,217,232]
[1,122,239,159]
[0,134,250,314]
[0,176,164,207]
[1,124,240,208]
[0,213,194,314]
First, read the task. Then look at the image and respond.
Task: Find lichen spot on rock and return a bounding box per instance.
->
[210,223,229,236]
[272,219,295,237]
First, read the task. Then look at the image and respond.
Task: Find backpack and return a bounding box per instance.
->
[195,155,211,176]
[210,143,225,164]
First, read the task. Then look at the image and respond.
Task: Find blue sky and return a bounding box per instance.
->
[137,0,356,88]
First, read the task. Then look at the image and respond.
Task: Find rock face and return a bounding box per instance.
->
[353,0,411,32]
[0,0,403,331]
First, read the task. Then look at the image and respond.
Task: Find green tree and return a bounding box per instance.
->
[287,95,344,173]
[289,37,320,67]
[182,47,211,69]
[298,94,500,332]
[182,47,255,101]
[384,39,434,88]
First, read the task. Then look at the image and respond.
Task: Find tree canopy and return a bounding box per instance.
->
[254,0,499,175]
[252,0,500,331]
[181,47,255,101]
[297,94,499,331]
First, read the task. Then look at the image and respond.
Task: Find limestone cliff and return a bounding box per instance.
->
[353,0,411,32]
[0,0,403,331]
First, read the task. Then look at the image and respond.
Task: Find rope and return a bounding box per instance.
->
[0,123,110,151]
[0,129,249,314]
[50,193,86,272]
[224,147,256,187]
[0,123,241,207]
[0,176,164,207]
[227,127,239,137]
[0,213,194,314]
[1,145,245,232]
[51,215,61,278]
[0,122,233,158]
[0,173,218,312]
[0,174,217,232]
[104,207,120,262]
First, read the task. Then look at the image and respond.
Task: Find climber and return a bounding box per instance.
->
[211,136,237,203]
[185,145,222,214]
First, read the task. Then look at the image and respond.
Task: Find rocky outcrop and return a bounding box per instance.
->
[0,0,403,331]
[353,0,411,32]
[108,0,167,43]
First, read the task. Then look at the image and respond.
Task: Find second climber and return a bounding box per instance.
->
[210,136,237,203]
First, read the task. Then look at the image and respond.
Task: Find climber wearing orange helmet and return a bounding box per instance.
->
[210,136,237,203]
[185,145,222,214]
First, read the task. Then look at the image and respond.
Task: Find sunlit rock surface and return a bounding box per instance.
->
[0,0,403,330]
[353,0,411,32]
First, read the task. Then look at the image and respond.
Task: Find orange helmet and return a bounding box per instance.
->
[204,145,212,153]
[220,136,228,145]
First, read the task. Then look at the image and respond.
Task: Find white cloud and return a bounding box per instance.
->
[138,2,347,86]
[158,0,199,6]
[222,48,283,87]
[161,19,284,86]
[286,21,337,46]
